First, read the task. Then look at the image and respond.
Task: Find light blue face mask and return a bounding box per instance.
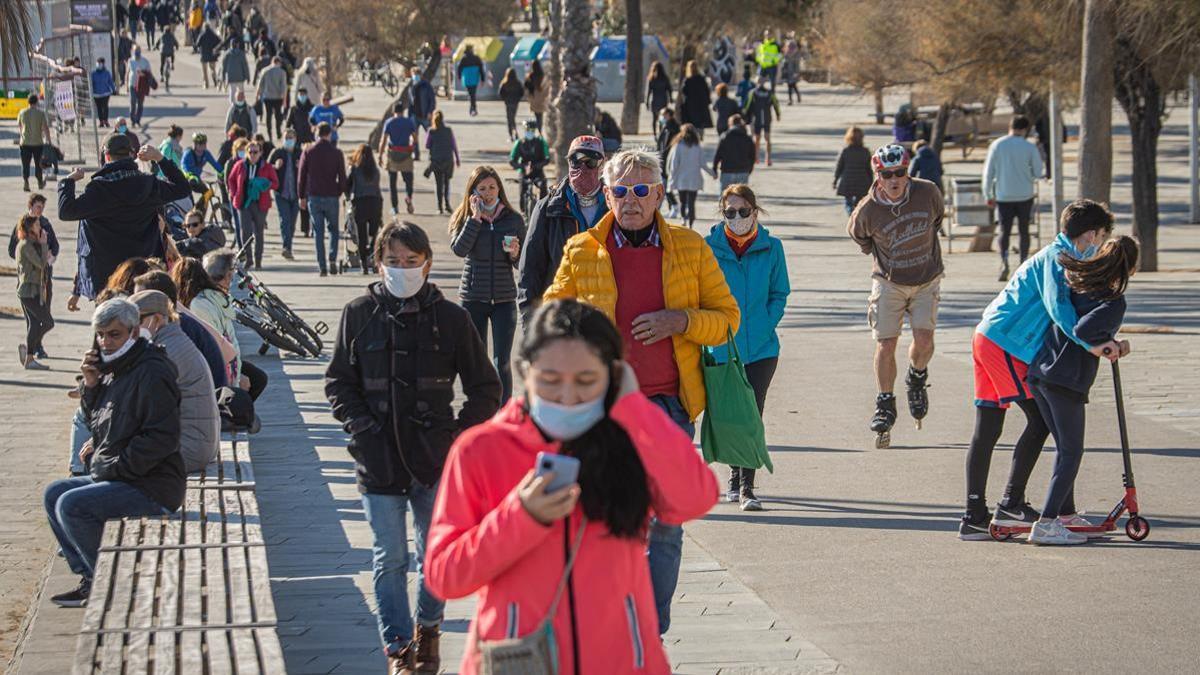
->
[1081,243,1099,259]
[528,393,605,441]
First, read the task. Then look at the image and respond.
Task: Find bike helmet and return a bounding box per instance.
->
[523,118,539,131]
[872,144,909,171]
[192,132,208,144]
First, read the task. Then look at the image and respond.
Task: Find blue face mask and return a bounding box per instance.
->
[1081,243,1098,259]
[528,393,605,441]
[412,75,421,83]
[298,95,308,104]
[117,124,128,133]
[237,150,246,159]
[283,140,295,150]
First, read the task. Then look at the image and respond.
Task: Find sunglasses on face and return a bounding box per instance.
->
[186,221,202,228]
[878,169,907,179]
[610,183,657,199]
[569,155,601,169]
[723,207,754,219]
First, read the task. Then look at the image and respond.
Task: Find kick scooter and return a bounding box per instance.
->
[990,358,1150,542]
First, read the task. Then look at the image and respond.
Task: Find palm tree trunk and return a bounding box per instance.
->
[554,0,597,176]
[530,0,540,33]
[545,0,564,175]
[620,0,643,135]
[1077,0,1114,203]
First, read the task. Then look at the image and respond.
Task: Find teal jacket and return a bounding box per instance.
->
[704,223,790,365]
[977,232,1093,364]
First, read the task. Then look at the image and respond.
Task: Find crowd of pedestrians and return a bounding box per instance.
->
[11,10,1143,674]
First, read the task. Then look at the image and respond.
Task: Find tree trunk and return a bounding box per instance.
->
[1114,35,1163,272]
[546,0,564,175]
[930,102,952,156]
[555,0,597,177]
[530,0,540,33]
[620,0,643,135]
[1077,0,1114,203]
[873,85,884,124]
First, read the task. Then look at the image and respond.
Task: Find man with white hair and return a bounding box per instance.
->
[544,146,740,635]
[43,298,184,608]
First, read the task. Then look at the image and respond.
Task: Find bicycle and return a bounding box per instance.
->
[377,63,400,97]
[231,239,329,358]
[204,179,234,233]
[508,168,547,220]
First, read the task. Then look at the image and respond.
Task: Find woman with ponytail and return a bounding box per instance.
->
[1025,235,1138,545]
[426,299,718,674]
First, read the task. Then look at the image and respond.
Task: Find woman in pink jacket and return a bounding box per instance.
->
[225,140,278,269]
[426,299,718,675]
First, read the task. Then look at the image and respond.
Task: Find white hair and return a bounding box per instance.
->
[602,147,662,186]
[92,298,140,331]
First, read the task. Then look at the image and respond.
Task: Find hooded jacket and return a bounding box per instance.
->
[705,223,790,364]
[450,206,527,304]
[152,321,220,472]
[543,212,741,421]
[221,45,250,84]
[977,232,1094,364]
[324,282,501,494]
[58,157,191,300]
[426,394,718,675]
[712,125,756,175]
[516,180,608,323]
[82,339,185,511]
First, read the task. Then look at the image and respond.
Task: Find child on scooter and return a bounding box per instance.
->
[1025,235,1139,545]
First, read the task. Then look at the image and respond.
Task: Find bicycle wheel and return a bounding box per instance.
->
[382,72,399,97]
[263,299,321,357]
[236,304,308,356]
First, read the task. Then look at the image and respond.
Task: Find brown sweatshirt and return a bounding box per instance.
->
[847,177,945,286]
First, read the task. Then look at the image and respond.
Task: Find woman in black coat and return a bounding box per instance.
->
[833,125,874,214]
[678,60,713,139]
[646,61,673,136]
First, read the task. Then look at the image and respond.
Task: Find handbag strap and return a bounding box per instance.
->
[724,328,743,364]
[545,516,587,620]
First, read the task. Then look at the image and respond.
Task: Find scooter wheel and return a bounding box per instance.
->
[1125,515,1151,541]
[989,523,1013,542]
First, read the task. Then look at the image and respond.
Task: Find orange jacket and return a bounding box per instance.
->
[543,211,740,420]
[426,394,718,675]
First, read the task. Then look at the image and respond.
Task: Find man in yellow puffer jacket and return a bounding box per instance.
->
[543,147,739,636]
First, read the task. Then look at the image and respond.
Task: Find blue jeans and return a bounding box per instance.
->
[720,171,751,191]
[307,195,340,272]
[843,195,863,215]
[463,300,516,403]
[69,408,90,475]
[361,485,445,654]
[646,394,694,634]
[411,116,431,131]
[129,91,145,125]
[276,195,299,251]
[44,477,170,579]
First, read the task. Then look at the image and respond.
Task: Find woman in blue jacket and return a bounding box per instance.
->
[704,184,790,511]
[1027,235,1137,545]
[959,199,1120,541]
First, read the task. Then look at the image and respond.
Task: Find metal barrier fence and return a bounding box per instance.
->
[29,26,102,166]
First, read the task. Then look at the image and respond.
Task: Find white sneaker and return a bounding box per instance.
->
[1028,519,1087,545]
[1059,513,1105,538]
[668,205,679,219]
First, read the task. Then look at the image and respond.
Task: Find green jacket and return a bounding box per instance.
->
[16,240,49,303]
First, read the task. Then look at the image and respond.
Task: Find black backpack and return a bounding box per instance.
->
[216,386,260,433]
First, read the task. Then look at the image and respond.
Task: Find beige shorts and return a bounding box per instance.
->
[867,277,941,340]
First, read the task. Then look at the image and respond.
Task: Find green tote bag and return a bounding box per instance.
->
[700,331,774,472]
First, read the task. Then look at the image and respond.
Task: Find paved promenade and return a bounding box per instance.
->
[3,38,1199,674]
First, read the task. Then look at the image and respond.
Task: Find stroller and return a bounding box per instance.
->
[337,200,373,274]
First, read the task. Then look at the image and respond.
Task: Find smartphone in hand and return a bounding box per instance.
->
[534,452,580,494]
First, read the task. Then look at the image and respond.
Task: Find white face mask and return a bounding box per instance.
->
[140,325,154,340]
[100,335,138,363]
[382,265,426,299]
[528,393,606,441]
[727,215,755,236]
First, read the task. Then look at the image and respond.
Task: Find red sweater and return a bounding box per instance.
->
[607,230,679,398]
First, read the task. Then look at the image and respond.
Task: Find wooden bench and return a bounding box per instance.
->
[73,434,286,674]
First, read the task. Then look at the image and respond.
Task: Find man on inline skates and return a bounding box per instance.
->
[508,119,550,213]
[847,144,944,447]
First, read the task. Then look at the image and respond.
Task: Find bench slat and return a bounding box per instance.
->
[124,520,163,667]
[229,628,261,675]
[206,629,234,674]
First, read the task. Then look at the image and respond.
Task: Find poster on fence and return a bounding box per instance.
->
[54,80,77,121]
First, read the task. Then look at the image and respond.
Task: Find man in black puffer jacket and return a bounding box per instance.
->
[325,221,499,672]
[58,133,190,305]
[712,114,758,190]
[44,298,184,608]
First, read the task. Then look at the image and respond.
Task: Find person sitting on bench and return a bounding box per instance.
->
[43,298,185,608]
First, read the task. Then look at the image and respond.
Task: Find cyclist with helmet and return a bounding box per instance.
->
[181,132,224,218]
[847,144,945,448]
[508,119,550,213]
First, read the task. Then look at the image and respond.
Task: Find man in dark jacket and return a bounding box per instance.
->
[43,298,184,607]
[712,115,757,190]
[517,135,609,325]
[406,67,438,130]
[59,133,190,307]
[298,122,347,276]
[325,221,499,673]
[196,24,221,88]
